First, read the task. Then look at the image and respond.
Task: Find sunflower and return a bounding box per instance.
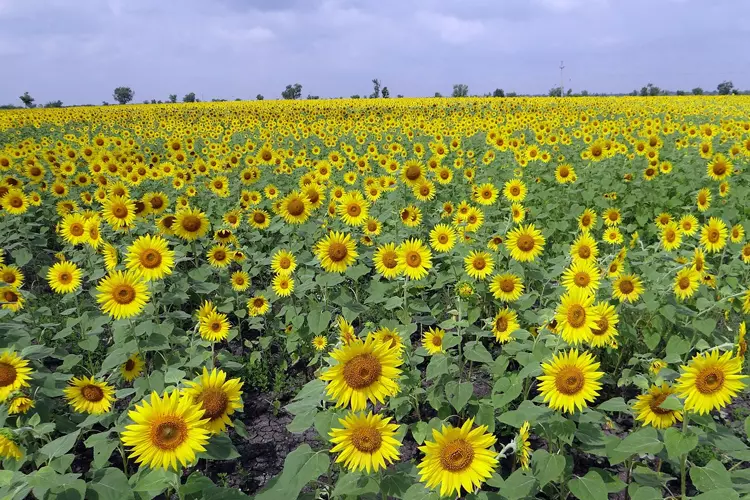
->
[516,421,531,470]
[741,243,750,264]
[0,351,32,402]
[510,202,526,224]
[320,335,402,411]
[315,231,358,273]
[633,384,683,429]
[696,188,711,212]
[312,336,328,351]
[230,271,250,291]
[603,208,621,226]
[47,260,82,294]
[271,249,297,276]
[707,153,732,181]
[8,395,34,415]
[183,367,244,434]
[102,243,118,272]
[492,308,520,343]
[247,295,270,317]
[64,376,115,414]
[730,224,745,243]
[489,273,524,302]
[464,250,494,280]
[125,234,175,281]
[473,182,498,205]
[121,390,210,470]
[121,354,144,382]
[401,160,425,186]
[206,245,232,268]
[0,287,24,312]
[101,195,136,229]
[0,265,23,289]
[744,290,750,314]
[570,232,599,263]
[84,217,103,248]
[692,248,708,275]
[143,192,169,214]
[650,360,667,375]
[612,274,644,303]
[555,288,601,345]
[660,222,682,251]
[417,419,498,498]
[588,303,619,348]
[199,311,230,342]
[272,274,295,297]
[737,322,747,359]
[338,191,370,226]
[279,190,312,224]
[503,179,527,202]
[676,350,747,415]
[397,238,432,280]
[679,214,698,236]
[96,269,150,320]
[373,327,404,352]
[0,431,21,460]
[562,259,601,295]
[174,208,210,241]
[537,349,603,413]
[249,209,271,229]
[429,224,456,253]
[505,224,545,262]
[59,213,88,245]
[2,189,28,215]
[330,411,401,473]
[373,243,401,279]
[674,268,701,301]
[400,205,422,228]
[578,208,597,232]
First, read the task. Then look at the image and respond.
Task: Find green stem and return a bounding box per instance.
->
[680,413,690,499]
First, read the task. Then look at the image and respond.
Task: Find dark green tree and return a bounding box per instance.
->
[256,94,264,100]
[451,84,469,97]
[717,81,734,95]
[183,92,196,103]
[168,94,177,103]
[113,87,134,104]
[19,92,34,108]
[370,79,381,98]
[492,88,504,97]
[692,87,704,95]
[281,83,302,99]
[381,87,389,98]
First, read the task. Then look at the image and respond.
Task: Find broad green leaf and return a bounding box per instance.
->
[180,472,215,499]
[531,449,565,487]
[692,318,717,336]
[88,468,133,500]
[130,468,178,494]
[463,341,493,364]
[255,444,330,500]
[39,430,80,460]
[402,483,440,500]
[614,427,663,456]
[498,470,537,500]
[10,248,31,267]
[475,404,496,434]
[331,472,379,498]
[692,489,739,500]
[690,460,732,492]
[445,380,473,412]
[663,427,698,460]
[426,355,449,380]
[568,472,608,500]
[200,434,240,460]
[596,397,630,412]
[307,309,332,335]
[498,401,550,427]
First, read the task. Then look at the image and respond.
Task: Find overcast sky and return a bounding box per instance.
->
[1,0,748,105]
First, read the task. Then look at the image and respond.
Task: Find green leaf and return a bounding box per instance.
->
[498,401,550,427]
[614,427,663,456]
[568,471,608,500]
[663,427,698,460]
[200,435,240,460]
[463,341,493,364]
[692,489,739,500]
[307,309,332,335]
[692,318,717,336]
[88,468,133,500]
[164,367,186,385]
[532,449,565,487]
[746,416,750,439]
[596,397,630,412]
[180,472,215,499]
[690,460,732,492]
[412,418,442,445]
[657,394,683,411]
[255,444,330,500]
[444,380,473,412]
[331,472,379,498]
[475,404,495,434]
[491,377,522,408]
[498,470,537,500]
[131,468,178,494]
[10,248,31,267]
[629,485,662,500]
[402,483,440,500]
[39,430,80,459]
[426,355,449,380]
[314,410,345,440]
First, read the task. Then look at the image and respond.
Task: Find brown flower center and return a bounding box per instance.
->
[181,215,202,232]
[82,385,104,402]
[287,199,305,216]
[591,316,609,336]
[152,418,188,450]
[678,277,691,290]
[517,235,535,252]
[495,316,509,332]
[342,354,381,389]
[472,257,486,270]
[351,426,382,453]
[328,242,348,262]
[59,272,72,284]
[347,204,361,217]
[0,362,17,387]
[578,246,591,259]
[253,212,266,224]
[619,279,634,294]
[70,223,85,237]
[381,251,397,269]
[439,439,474,472]
[199,388,229,420]
[113,284,136,305]
[405,250,421,268]
[124,359,135,371]
[405,164,421,181]
[113,205,128,219]
[575,272,590,287]
[696,369,724,394]
[555,366,585,395]
[567,304,586,328]
[648,392,673,415]
[140,249,162,269]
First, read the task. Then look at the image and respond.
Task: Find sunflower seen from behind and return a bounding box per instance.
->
[537,349,604,413]
[329,411,401,473]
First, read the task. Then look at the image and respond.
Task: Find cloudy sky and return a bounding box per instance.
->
[1,0,748,105]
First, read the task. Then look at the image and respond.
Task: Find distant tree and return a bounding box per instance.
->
[281,83,302,100]
[580,90,589,96]
[506,92,518,97]
[692,87,704,95]
[381,87,390,98]
[451,84,469,97]
[168,94,177,103]
[307,94,320,99]
[731,89,739,95]
[492,88,505,97]
[44,100,63,108]
[397,94,404,98]
[143,100,149,104]
[639,86,648,97]
[256,94,264,100]
[370,79,381,98]
[676,90,686,96]
[649,84,661,96]
[548,86,562,97]
[19,92,34,108]
[151,99,157,104]
[183,92,196,103]
[351,95,361,99]
[717,81,734,95]
[566,88,573,96]
[235,98,241,101]
[113,87,134,105]
[102,101,109,106]
[434,92,443,98]
[157,100,163,104]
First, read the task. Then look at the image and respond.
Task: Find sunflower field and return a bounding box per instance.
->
[0,96,750,499]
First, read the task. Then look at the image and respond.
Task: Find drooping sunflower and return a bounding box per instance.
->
[676,350,747,415]
[272,274,295,297]
[505,224,545,262]
[492,308,520,343]
[561,259,601,295]
[121,390,210,471]
[279,190,312,224]
[230,271,250,292]
[8,395,34,415]
[338,191,370,226]
[320,335,402,411]
[64,376,115,414]
[489,273,524,302]
[47,260,82,294]
[673,267,701,301]
[503,179,527,202]
[199,311,230,342]
[397,238,432,280]
[429,224,457,253]
[633,384,683,429]
[174,208,210,241]
[464,250,494,280]
[570,232,599,263]
[247,295,270,317]
[555,288,601,345]
[373,243,401,279]
[125,234,175,281]
[329,411,401,473]
[422,327,445,355]
[96,269,150,320]
[0,351,33,402]
[516,421,532,470]
[537,349,603,413]
[271,249,297,276]
[612,274,644,303]
[183,367,244,434]
[588,302,619,348]
[417,419,498,498]
[121,354,145,382]
[315,231,358,274]
[0,430,22,460]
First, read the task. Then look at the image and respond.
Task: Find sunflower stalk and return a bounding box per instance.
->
[680,413,690,499]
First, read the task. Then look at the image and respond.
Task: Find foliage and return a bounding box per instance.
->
[452,84,469,97]
[718,81,735,95]
[281,83,302,100]
[19,92,34,108]
[183,93,196,103]
[113,87,134,105]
